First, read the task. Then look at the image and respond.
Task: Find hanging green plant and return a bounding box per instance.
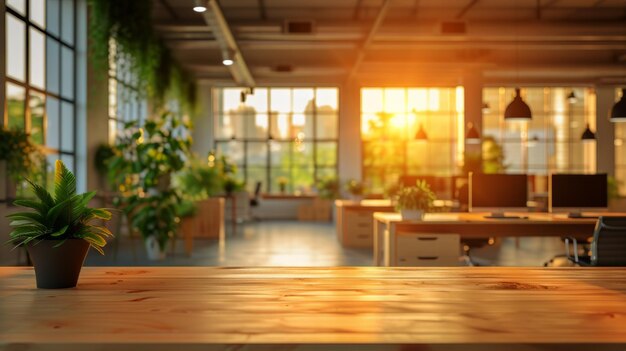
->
[88,0,196,114]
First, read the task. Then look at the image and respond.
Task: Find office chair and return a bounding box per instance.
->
[565,216,626,266]
[249,181,262,207]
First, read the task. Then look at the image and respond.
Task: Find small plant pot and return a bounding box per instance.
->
[400,209,424,221]
[144,235,166,260]
[279,184,287,194]
[26,239,90,289]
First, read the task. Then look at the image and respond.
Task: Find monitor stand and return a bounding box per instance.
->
[484,212,527,219]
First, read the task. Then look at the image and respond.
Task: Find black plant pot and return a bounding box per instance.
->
[26,239,90,289]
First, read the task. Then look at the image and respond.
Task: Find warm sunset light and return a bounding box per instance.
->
[1,1,626,350]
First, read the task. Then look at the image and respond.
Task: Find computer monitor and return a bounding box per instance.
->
[469,173,529,218]
[549,173,608,218]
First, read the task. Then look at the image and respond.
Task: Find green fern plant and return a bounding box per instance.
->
[7,160,113,254]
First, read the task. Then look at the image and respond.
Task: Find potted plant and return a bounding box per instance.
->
[107,111,191,260]
[396,180,436,220]
[317,177,340,200]
[277,176,288,194]
[384,181,403,204]
[6,160,112,289]
[346,179,365,201]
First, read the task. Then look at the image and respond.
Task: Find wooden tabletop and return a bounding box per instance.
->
[2,267,626,349]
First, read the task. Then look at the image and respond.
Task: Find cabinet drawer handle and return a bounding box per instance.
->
[418,237,437,241]
[417,256,439,260]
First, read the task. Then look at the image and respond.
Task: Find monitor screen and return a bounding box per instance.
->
[469,173,528,209]
[550,174,608,209]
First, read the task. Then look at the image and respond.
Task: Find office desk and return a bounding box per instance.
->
[335,199,395,247]
[2,267,626,350]
[373,212,626,266]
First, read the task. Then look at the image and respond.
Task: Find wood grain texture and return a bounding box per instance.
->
[1,266,626,349]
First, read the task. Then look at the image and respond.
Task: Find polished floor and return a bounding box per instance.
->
[75,220,567,267]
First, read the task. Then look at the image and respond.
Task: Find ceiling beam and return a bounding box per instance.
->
[456,0,479,20]
[202,0,255,87]
[158,0,179,20]
[347,0,391,80]
[258,0,267,21]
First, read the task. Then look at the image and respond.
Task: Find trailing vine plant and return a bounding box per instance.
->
[88,0,196,113]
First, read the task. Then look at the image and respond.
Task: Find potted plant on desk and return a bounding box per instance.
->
[6,160,112,289]
[346,179,365,201]
[396,180,436,220]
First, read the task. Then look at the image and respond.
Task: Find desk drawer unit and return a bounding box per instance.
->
[394,233,461,266]
[342,210,375,247]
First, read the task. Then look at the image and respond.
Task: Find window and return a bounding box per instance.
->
[107,40,146,143]
[213,87,339,193]
[4,0,77,190]
[482,87,596,174]
[361,87,464,192]
[615,88,626,197]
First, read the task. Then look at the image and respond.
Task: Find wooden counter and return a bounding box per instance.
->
[2,267,626,350]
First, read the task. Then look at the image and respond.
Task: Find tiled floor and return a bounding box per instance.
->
[80,220,566,267]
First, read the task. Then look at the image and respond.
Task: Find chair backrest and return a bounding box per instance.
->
[591,216,626,266]
[254,181,262,197]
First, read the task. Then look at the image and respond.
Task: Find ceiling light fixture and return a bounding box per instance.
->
[465,122,481,144]
[415,124,428,141]
[610,88,626,122]
[581,123,596,142]
[481,102,491,114]
[222,49,235,66]
[192,0,207,12]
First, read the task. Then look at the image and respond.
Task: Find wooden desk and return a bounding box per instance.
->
[373,212,626,266]
[1,267,626,350]
[335,199,395,247]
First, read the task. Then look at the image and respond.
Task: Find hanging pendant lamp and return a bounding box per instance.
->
[567,90,577,104]
[581,123,596,141]
[610,88,626,122]
[415,123,428,141]
[465,122,480,144]
[504,88,532,121]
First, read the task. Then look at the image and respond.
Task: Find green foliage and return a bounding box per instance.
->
[108,111,192,250]
[395,180,436,212]
[384,181,403,200]
[94,143,116,175]
[0,128,44,181]
[608,176,622,200]
[173,157,222,202]
[223,176,245,195]
[317,177,340,200]
[346,179,365,196]
[87,0,196,113]
[482,136,507,174]
[6,160,113,254]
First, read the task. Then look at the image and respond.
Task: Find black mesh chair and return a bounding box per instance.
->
[249,182,262,207]
[566,216,626,266]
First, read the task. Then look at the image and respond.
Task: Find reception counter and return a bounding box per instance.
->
[1,267,626,350]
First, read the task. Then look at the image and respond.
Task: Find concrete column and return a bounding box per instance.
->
[84,4,110,193]
[595,86,616,176]
[338,81,361,183]
[191,82,214,157]
[463,70,483,174]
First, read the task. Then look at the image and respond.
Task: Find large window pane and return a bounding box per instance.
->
[6,83,26,129]
[7,0,26,15]
[29,0,46,28]
[29,27,46,89]
[46,0,60,36]
[46,97,60,149]
[6,13,26,81]
[29,92,46,145]
[61,102,74,151]
[46,37,60,94]
[61,46,74,99]
[61,0,74,44]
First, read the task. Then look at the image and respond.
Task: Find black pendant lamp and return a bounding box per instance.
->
[504,88,532,121]
[610,88,626,122]
[567,91,577,104]
[465,122,480,144]
[415,123,428,141]
[581,124,596,142]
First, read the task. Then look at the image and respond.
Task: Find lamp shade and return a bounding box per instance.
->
[465,123,480,144]
[567,91,577,104]
[610,88,626,122]
[415,124,428,141]
[581,123,596,141]
[504,88,532,121]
